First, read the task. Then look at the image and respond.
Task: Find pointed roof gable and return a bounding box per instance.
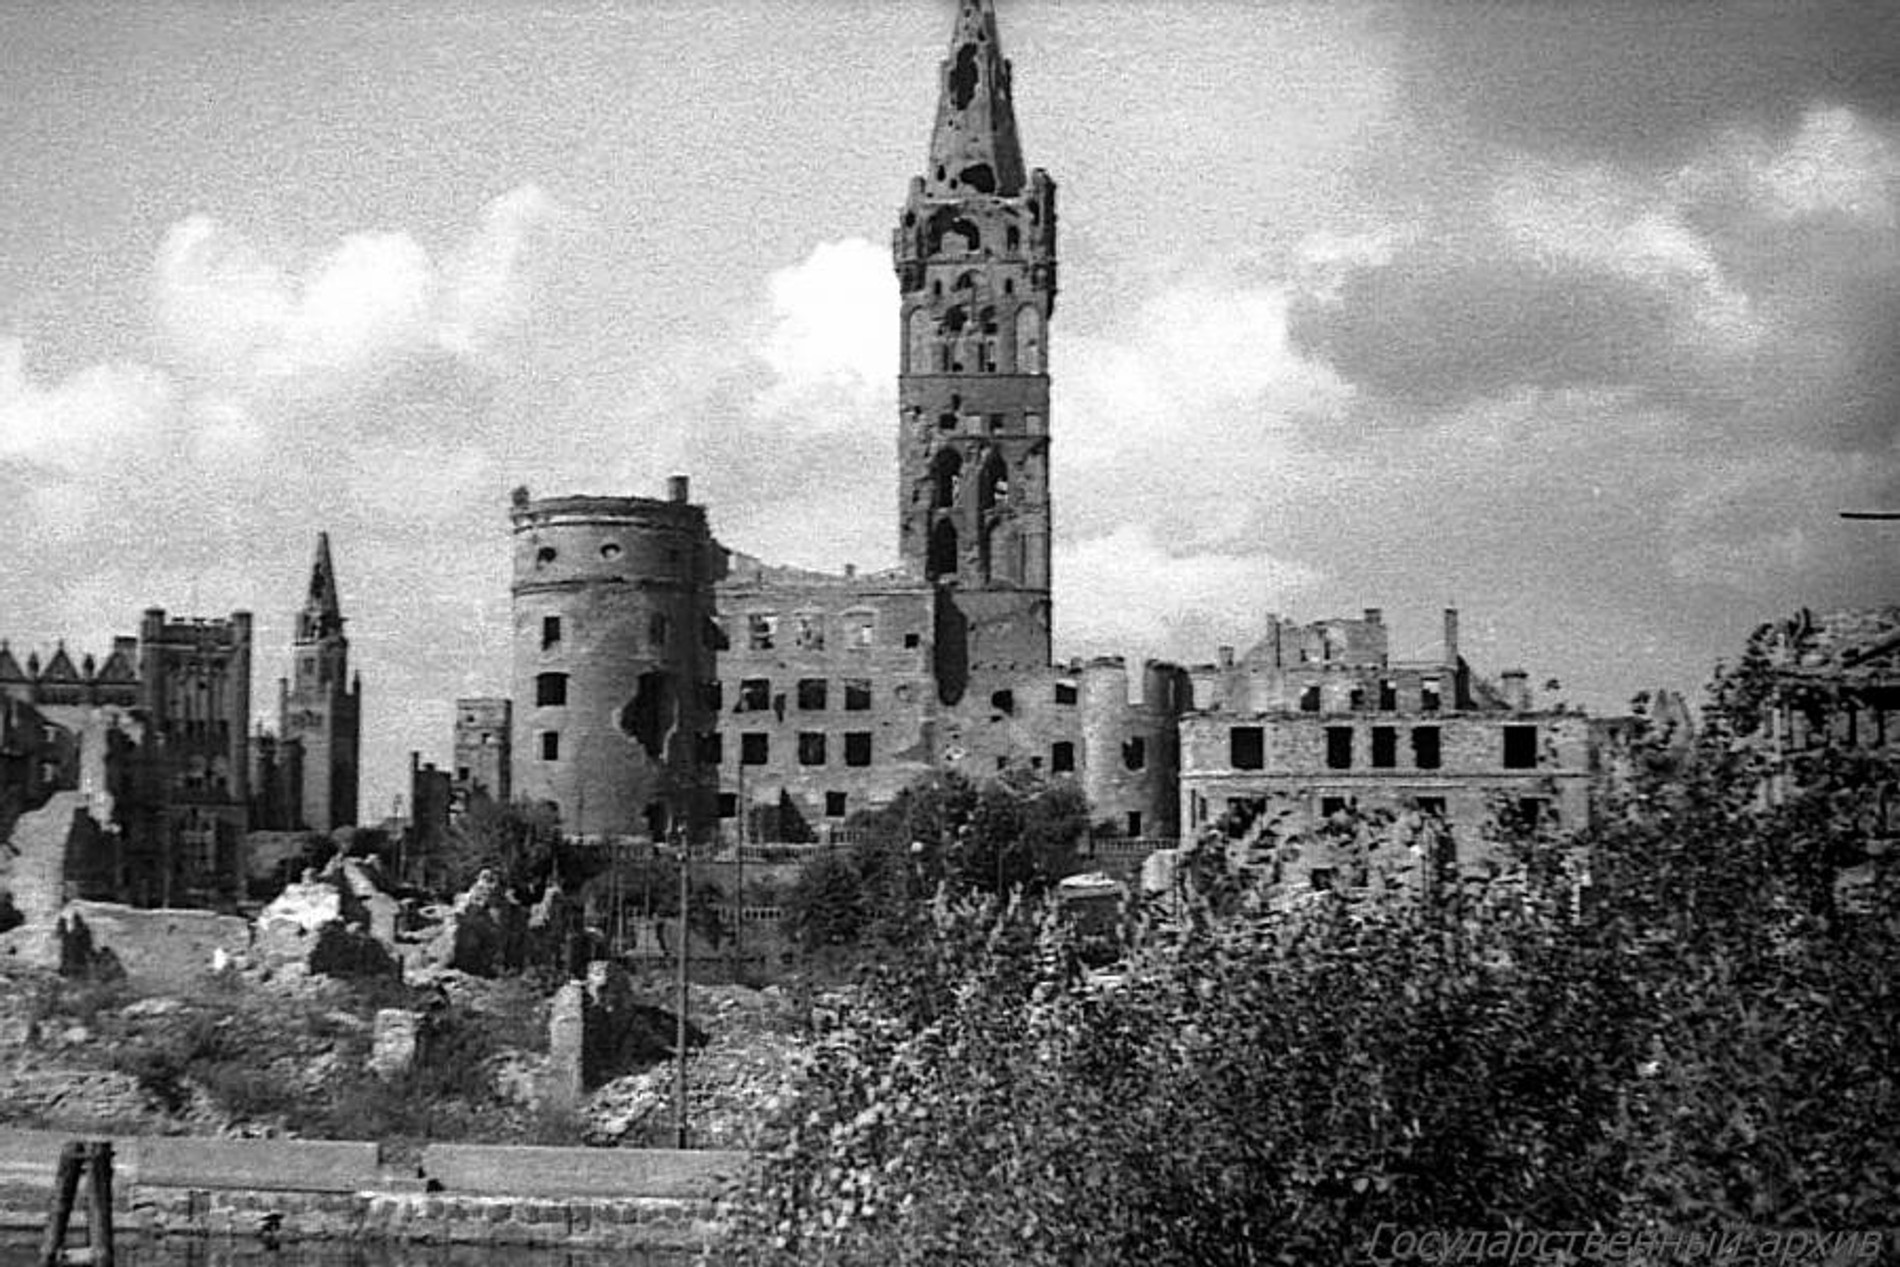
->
[297,531,346,642]
[39,644,79,682]
[94,645,139,684]
[0,642,25,683]
[924,0,1027,198]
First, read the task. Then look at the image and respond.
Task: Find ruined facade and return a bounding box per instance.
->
[483,0,1606,857]
[510,479,727,842]
[1178,609,1596,878]
[123,608,256,906]
[452,696,512,812]
[697,0,1180,842]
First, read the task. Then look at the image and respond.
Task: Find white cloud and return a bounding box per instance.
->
[1054,523,1323,661]
[752,237,896,428]
[1490,158,1762,352]
[154,185,559,401]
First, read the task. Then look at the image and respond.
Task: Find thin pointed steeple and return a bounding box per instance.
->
[925,0,1026,198]
[296,532,344,643]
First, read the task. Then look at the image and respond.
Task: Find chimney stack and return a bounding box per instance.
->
[1500,669,1531,712]
[1443,608,1460,666]
[666,474,690,504]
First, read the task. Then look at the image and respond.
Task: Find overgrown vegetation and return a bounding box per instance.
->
[724,655,1900,1264]
[783,769,1092,954]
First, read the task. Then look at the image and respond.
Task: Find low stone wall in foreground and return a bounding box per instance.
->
[0,1129,744,1251]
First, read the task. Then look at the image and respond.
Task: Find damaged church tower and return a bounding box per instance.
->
[895,0,1057,701]
[277,532,361,832]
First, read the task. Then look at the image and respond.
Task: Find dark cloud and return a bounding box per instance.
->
[1387,1,1900,167]
[1287,244,1679,410]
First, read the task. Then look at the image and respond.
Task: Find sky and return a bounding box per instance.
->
[2,0,1897,819]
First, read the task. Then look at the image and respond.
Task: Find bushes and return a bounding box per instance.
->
[724,698,1900,1264]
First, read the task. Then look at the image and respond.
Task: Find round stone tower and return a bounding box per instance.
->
[1080,656,1187,841]
[510,477,726,841]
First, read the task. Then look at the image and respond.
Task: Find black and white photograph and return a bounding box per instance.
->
[1,1,1896,1262]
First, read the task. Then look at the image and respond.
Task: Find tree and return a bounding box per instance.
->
[725,650,1900,1264]
[440,799,564,900]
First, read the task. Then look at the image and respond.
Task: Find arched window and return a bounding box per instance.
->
[1016,305,1043,373]
[931,448,963,509]
[907,309,931,374]
[978,450,1009,515]
[929,520,959,578]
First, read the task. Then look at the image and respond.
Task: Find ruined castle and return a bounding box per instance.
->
[0,537,360,910]
[502,0,1603,875]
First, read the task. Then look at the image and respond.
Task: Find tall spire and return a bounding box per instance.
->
[925,0,1026,198]
[297,531,344,643]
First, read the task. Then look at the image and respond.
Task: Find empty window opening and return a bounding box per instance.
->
[1417,797,1447,819]
[1051,741,1075,773]
[1231,726,1265,771]
[979,451,1009,514]
[1371,726,1397,768]
[825,791,848,818]
[540,731,560,761]
[1413,726,1442,770]
[904,632,921,649]
[541,616,561,650]
[700,680,723,712]
[1299,685,1320,713]
[950,43,979,110]
[618,671,671,761]
[958,163,995,194]
[535,673,568,707]
[798,733,826,766]
[738,679,770,712]
[938,410,958,432]
[1321,797,1349,819]
[1006,226,1020,251]
[740,733,769,766]
[536,546,557,566]
[1421,678,1442,712]
[1123,736,1146,771]
[991,689,1014,715]
[953,269,978,291]
[718,793,738,819]
[844,679,872,711]
[1054,682,1078,705]
[648,611,669,649]
[846,614,875,648]
[1516,798,1546,829]
[1378,679,1397,710]
[1349,686,1367,711]
[748,613,777,650]
[932,448,963,509]
[797,678,828,710]
[929,520,959,577]
[1326,727,1353,770]
[1503,725,1538,769]
[844,732,872,767]
[1126,811,1142,838]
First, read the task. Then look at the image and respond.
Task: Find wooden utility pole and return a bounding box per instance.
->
[673,822,690,1149]
[39,1140,113,1267]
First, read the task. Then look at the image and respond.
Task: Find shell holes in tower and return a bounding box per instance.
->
[535,546,557,566]
[600,542,622,560]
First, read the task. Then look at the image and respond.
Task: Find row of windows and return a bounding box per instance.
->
[1231,724,1540,772]
[738,612,918,653]
[726,678,876,713]
[1296,679,1441,713]
[539,613,678,653]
